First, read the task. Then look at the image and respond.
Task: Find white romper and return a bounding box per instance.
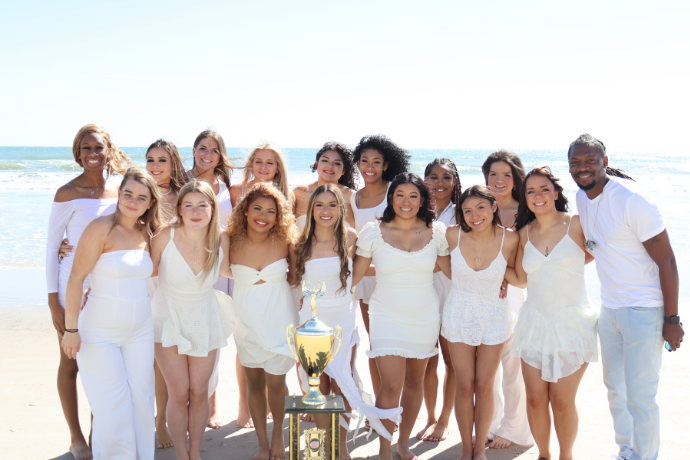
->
[356,221,450,359]
[442,228,513,345]
[232,259,299,375]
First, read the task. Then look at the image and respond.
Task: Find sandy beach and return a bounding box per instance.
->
[3,293,688,460]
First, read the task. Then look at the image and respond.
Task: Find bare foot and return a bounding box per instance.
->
[416,421,436,440]
[488,435,511,449]
[396,443,418,460]
[300,413,314,422]
[473,446,488,460]
[237,405,254,428]
[69,441,93,460]
[267,411,273,420]
[207,414,222,429]
[471,435,492,447]
[425,421,449,442]
[456,450,473,460]
[269,433,286,460]
[252,444,270,460]
[156,420,174,449]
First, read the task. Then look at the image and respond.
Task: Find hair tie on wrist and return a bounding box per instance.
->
[64,328,78,333]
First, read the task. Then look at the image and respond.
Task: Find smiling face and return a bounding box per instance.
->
[425,164,455,203]
[79,132,109,172]
[245,196,277,233]
[358,149,387,184]
[193,138,221,173]
[311,191,339,229]
[179,191,213,230]
[391,183,422,219]
[568,144,607,191]
[487,161,514,198]
[119,179,153,219]
[316,150,344,183]
[525,174,558,215]
[146,147,172,186]
[252,149,279,182]
[461,196,497,232]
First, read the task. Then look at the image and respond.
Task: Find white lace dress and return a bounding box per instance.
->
[442,228,513,345]
[151,228,235,357]
[510,220,599,382]
[356,221,450,359]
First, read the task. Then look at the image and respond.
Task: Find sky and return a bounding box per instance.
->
[1,0,688,152]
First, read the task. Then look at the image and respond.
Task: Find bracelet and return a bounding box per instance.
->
[64,328,79,333]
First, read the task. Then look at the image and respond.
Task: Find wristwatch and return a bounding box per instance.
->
[664,315,681,324]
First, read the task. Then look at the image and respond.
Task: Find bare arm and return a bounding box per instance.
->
[218,232,232,279]
[506,228,528,288]
[642,230,683,350]
[352,254,372,288]
[436,255,451,278]
[287,242,298,286]
[570,215,594,264]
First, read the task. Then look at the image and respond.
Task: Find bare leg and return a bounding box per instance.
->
[449,342,477,460]
[265,373,288,460]
[417,352,439,440]
[154,359,173,449]
[207,391,221,428]
[155,344,191,460]
[56,333,92,460]
[472,343,504,460]
[522,361,552,460]
[237,353,254,428]
[187,351,218,460]
[360,301,381,396]
[397,357,429,460]
[428,336,454,442]
[549,363,588,460]
[374,355,407,460]
[244,367,272,460]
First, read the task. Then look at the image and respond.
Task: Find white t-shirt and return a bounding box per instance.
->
[576,176,665,309]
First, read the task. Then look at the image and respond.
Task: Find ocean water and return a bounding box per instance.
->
[1,146,688,307]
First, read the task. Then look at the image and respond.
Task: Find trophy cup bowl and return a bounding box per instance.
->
[287,281,342,406]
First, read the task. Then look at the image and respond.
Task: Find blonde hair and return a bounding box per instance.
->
[172,180,222,282]
[112,167,163,240]
[146,139,187,192]
[227,182,296,249]
[293,185,350,293]
[191,130,235,189]
[72,124,132,176]
[242,141,292,202]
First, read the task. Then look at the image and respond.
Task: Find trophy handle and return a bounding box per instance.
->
[329,326,343,362]
[286,324,298,360]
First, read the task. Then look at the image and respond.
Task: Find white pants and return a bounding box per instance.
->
[489,332,533,446]
[77,296,155,460]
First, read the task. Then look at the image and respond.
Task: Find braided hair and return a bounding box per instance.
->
[568,134,635,181]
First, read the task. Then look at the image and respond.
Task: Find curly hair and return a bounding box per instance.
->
[424,158,463,206]
[380,172,435,227]
[311,141,357,189]
[457,185,503,233]
[567,133,634,181]
[481,150,526,202]
[146,139,187,192]
[227,182,297,248]
[514,167,569,231]
[293,185,350,293]
[71,124,132,176]
[352,134,410,182]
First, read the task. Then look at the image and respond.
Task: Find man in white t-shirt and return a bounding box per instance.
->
[568,134,683,460]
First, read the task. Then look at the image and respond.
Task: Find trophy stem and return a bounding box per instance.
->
[302,376,327,406]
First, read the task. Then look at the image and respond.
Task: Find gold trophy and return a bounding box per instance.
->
[287,280,342,406]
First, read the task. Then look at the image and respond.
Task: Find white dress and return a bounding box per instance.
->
[510,219,599,382]
[296,257,402,440]
[350,187,388,303]
[77,250,155,460]
[46,197,117,307]
[356,221,450,359]
[442,228,513,345]
[232,259,298,375]
[433,203,456,311]
[151,228,235,357]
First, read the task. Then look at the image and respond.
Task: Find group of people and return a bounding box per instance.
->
[46,125,683,460]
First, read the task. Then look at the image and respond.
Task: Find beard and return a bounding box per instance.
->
[575,178,596,191]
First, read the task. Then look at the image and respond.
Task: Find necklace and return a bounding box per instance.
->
[159,185,172,196]
[583,190,603,253]
[182,228,206,264]
[80,176,105,196]
[314,237,336,254]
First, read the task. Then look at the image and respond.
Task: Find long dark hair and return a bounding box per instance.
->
[424,158,462,206]
[457,185,503,233]
[514,167,569,231]
[481,150,526,202]
[311,141,357,190]
[567,134,634,181]
[293,184,350,293]
[380,172,435,227]
[146,139,187,192]
[352,134,411,182]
